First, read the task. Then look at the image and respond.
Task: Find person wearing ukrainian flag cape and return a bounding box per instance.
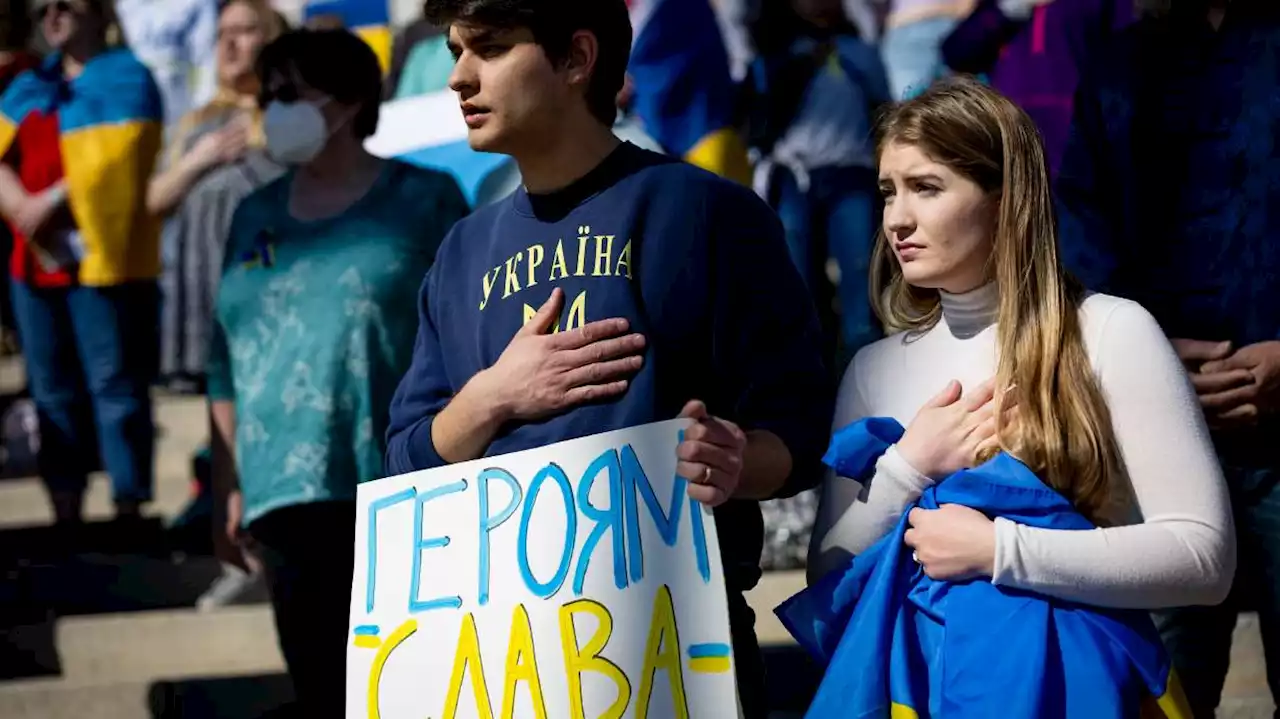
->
[0,0,163,523]
[799,77,1236,716]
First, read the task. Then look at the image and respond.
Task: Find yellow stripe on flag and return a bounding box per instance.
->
[890,703,921,719]
[60,119,163,285]
[1143,668,1193,719]
[355,25,393,75]
[684,127,752,187]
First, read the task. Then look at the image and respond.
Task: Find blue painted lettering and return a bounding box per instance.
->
[620,443,687,583]
[517,464,577,598]
[366,487,416,613]
[573,448,628,595]
[409,479,469,613]
[478,468,523,606]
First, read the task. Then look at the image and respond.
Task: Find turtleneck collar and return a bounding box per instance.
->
[938,282,998,338]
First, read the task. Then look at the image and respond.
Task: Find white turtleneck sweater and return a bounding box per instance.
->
[809,285,1236,608]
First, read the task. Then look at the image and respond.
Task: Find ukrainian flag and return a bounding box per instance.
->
[627,0,751,184]
[0,50,163,285]
[303,0,393,73]
[778,417,1193,719]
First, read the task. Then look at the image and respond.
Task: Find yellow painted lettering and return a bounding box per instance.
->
[565,291,587,331]
[502,252,524,299]
[480,267,502,310]
[559,599,631,719]
[366,620,417,719]
[549,240,569,281]
[443,613,494,719]
[614,239,633,279]
[500,604,548,719]
[575,227,589,277]
[636,585,689,719]
[526,245,545,288]
[592,235,615,277]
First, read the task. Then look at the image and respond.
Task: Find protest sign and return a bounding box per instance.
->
[347,419,740,719]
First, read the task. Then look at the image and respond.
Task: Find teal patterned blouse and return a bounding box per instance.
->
[207,160,468,525]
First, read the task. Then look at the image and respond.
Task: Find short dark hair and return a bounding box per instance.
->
[424,0,632,126]
[255,29,382,138]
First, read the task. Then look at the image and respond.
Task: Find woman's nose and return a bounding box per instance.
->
[884,199,914,237]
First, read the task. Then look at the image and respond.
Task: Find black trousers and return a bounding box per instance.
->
[250,500,357,718]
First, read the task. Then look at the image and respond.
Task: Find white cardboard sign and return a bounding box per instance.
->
[346,419,739,718]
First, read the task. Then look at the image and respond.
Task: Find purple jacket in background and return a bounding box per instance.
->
[941,0,1134,176]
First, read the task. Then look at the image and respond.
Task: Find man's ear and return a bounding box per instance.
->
[563,29,599,88]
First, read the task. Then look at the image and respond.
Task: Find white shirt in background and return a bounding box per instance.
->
[116,0,220,128]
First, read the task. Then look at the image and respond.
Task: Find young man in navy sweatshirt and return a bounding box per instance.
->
[385,1,832,714]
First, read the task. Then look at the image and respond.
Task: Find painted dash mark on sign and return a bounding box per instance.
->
[687,642,732,673]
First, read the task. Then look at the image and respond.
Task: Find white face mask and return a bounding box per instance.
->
[263,99,331,165]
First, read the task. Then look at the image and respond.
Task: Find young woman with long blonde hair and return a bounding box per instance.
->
[808,76,1235,610]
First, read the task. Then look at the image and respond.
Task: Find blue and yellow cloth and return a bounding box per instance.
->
[0,49,163,286]
[303,0,392,72]
[777,417,1191,718]
[627,0,751,184]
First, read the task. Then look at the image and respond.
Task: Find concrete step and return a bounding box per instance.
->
[0,389,209,526]
[0,606,290,719]
[53,607,283,686]
[0,674,296,719]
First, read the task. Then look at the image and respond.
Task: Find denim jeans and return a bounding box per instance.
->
[881,16,958,100]
[1156,461,1280,718]
[770,164,882,365]
[9,280,158,502]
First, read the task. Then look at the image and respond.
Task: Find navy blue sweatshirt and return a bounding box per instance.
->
[386,143,831,598]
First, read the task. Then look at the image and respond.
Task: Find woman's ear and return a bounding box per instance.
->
[564,29,599,89]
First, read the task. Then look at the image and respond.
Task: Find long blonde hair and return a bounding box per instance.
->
[870,76,1128,525]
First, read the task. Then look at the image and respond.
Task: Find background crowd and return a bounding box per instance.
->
[0,0,1275,716]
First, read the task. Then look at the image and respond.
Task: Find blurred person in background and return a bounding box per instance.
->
[206,29,467,711]
[877,0,973,98]
[147,0,286,610]
[0,4,39,85]
[941,0,1133,177]
[0,0,163,524]
[115,0,218,126]
[0,1,39,357]
[152,0,285,393]
[743,0,890,367]
[386,1,452,99]
[1056,0,1280,714]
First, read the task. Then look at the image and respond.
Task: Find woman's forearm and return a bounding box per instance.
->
[0,164,29,219]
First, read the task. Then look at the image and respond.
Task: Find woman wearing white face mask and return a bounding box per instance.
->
[204,28,469,714]
[808,77,1234,613]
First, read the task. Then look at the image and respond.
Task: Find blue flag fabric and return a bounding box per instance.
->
[776,417,1190,719]
[627,0,751,184]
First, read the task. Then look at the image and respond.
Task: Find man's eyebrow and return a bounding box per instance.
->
[457,27,498,45]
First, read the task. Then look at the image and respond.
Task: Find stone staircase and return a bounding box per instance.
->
[0,363,295,719]
[0,357,1272,718]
